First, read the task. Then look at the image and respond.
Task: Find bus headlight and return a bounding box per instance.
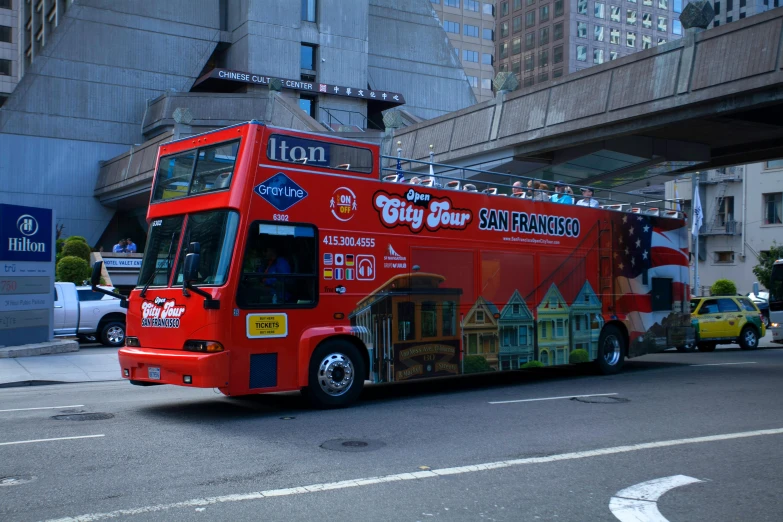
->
[184,340,224,353]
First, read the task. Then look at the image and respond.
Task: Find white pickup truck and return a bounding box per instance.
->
[53,282,127,347]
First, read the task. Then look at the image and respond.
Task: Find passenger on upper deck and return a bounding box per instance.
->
[550,181,573,204]
[576,187,600,208]
[512,181,525,196]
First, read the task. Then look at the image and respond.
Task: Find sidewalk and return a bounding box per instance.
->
[0,347,122,387]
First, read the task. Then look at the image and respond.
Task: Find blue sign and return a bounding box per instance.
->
[0,204,53,262]
[253,173,308,212]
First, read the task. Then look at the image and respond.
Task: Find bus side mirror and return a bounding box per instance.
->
[183,253,200,284]
[90,261,103,287]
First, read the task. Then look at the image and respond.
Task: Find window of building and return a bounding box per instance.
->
[577,21,587,38]
[540,26,549,45]
[463,49,479,62]
[595,2,605,18]
[726,15,733,22]
[628,0,636,3]
[540,4,549,22]
[659,0,668,7]
[714,20,720,27]
[514,0,523,9]
[539,48,549,67]
[236,222,317,308]
[554,45,563,63]
[593,48,604,64]
[610,27,621,44]
[627,9,637,24]
[524,53,535,70]
[766,159,783,169]
[300,44,316,70]
[658,37,667,44]
[483,3,495,15]
[610,5,621,22]
[467,75,478,88]
[481,77,492,89]
[301,0,317,22]
[512,37,522,54]
[299,95,317,118]
[673,19,682,34]
[499,62,508,72]
[642,34,652,49]
[627,31,636,47]
[0,25,11,44]
[714,1,721,14]
[554,0,564,16]
[609,50,619,60]
[578,0,588,14]
[501,1,509,15]
[657,16,667,32]
[483,28,494,40]
[674,0,683,11]
[643,0,652,5]
[527,0,535,6]
[717,196,734,225]
[764,193,782,224]
[445,0,460,6]
[553,68,563,78]
[554,22,563,40]
[525,31,536,50]
[444,20,460,33]
[642,12,652,28]
[526,10,536,27]
[482,52,494,64]
[464,24,479,37]
[539,71,549,82]
[0,0,10,9]
[500,41,509,58]
[595,25,604,41]
[740,12,745,18]
[513,15,523,33]
[577,45,587,61]
[501,21,509,37]
[727,0,733,9]
[714,251,735,264]
[740,0,746,6]
[512,60,521,74]
[466,0,480,11]
[523,75,534,86]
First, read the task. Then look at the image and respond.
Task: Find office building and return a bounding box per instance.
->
[710,0,777,27]
[430,0,497,101]
[0,0,19,107]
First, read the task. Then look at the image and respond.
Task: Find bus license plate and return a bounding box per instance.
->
[148,367,161,380]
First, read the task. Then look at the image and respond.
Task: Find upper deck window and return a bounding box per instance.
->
[152,140,240,202]
[266,134,373,174]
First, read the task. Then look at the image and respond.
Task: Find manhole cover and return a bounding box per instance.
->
[51,412,115,421]
[320,439,386,452]
[571,396,629,404]
[0,476,36,487]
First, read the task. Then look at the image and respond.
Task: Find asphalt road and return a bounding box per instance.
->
[1,347,782,522]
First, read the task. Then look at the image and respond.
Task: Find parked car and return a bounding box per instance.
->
[680,296,766,352]
[54,282,127,347]
[747,292,771,327]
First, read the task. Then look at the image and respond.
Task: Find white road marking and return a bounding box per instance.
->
[45,427,783,522]
[489,393,618,405]
[0,404,85,413]
[690,362,758,367]
[0,435,105,447]
[609,475,704,522]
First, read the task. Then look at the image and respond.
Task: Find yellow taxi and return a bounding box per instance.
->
[686,296,766,352]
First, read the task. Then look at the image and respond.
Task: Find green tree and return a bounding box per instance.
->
[752,242,783,291]
[569,349,590,364]
[56,256,90,284]
[64,235,88,244]
[463,355,493,374]
[61,240,91,263]
[710,278,737,296]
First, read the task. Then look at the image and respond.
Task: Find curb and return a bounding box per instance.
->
[0,340,79,358]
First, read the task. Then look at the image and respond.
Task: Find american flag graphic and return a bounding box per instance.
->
[612,213,689,342]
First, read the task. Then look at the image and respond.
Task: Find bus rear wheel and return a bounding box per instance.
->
[597,325,625,375]
[304,340,365,409]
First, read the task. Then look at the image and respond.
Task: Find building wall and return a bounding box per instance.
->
[495,0,684,89]
[429,0,496,102]
[0,0,19,105]
[665,160,783,295]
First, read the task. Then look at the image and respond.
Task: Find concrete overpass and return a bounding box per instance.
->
[391,8,783,192]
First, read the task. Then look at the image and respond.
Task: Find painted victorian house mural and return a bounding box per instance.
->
[536,284,571,366]
[498,290,535,370]
[570,281,604,359]
[462,296,500,371]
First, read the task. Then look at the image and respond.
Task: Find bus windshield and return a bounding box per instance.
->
[770,263,783,305]
[151,140,240,203]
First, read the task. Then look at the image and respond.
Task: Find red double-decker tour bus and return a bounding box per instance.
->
[96,121,694,407]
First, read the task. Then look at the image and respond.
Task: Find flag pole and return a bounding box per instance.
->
[692,172,700,296]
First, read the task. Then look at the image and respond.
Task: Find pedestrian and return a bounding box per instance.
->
[576,187,600,208]
[112,239,127,253]
[550,181,573,204]
[511,180,525,197]
[125,238,137,253]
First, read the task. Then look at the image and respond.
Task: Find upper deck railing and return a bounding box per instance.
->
[379,155,686,220]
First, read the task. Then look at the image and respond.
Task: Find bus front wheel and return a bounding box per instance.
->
[597,325,626,375]
[304,340,365,409]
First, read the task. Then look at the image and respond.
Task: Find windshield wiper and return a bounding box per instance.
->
[140,231,179,298]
